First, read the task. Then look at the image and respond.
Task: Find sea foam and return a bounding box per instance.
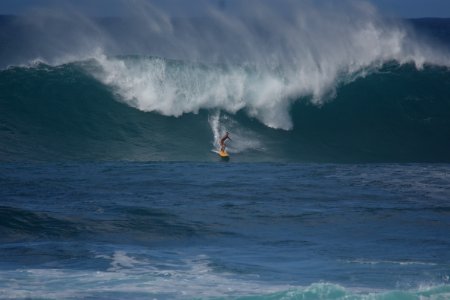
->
[87,1,450,130]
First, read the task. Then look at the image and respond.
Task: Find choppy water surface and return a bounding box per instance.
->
[1,162,449,299]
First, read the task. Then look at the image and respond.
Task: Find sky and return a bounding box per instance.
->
[0,0,449,18]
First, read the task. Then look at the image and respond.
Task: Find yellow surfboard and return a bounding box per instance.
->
[218,150,230,160]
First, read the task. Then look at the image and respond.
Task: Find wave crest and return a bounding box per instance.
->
[85,1,450,129]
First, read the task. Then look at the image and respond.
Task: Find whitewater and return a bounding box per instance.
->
[1,1,450,299]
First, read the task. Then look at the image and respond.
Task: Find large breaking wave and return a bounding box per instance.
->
[1,60,449,162]
[0,0,450,162]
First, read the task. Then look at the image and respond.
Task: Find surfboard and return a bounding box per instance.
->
[218,150,230,160]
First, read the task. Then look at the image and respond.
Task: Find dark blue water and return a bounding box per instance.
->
[1,162,449,299]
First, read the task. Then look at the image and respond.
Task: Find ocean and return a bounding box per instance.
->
[1,1,450,299]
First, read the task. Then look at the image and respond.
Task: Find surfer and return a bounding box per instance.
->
[220,132,231,152]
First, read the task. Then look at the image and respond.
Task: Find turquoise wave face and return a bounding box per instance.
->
[223,284,450,300]
[0,278,448,300]
[0,60,450,162]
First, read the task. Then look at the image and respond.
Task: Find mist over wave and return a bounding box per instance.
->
[79,1,450,130]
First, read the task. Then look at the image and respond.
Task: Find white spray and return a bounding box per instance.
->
[208,111,262,153]
[86,0,450,131]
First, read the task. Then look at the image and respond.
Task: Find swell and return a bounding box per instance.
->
[0,61,450,162]
[0,205,206,244]
[0,206,83,241]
